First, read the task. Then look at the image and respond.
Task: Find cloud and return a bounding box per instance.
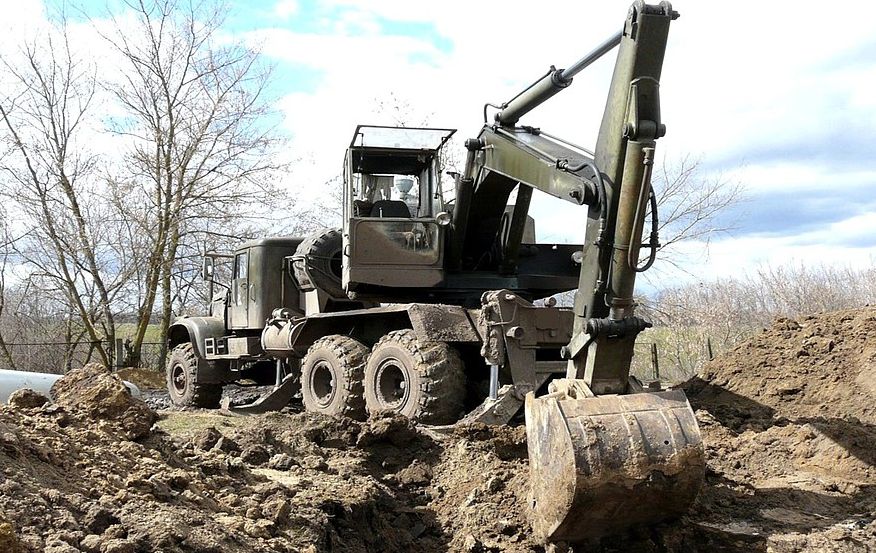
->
[710,166,876,234]
[274,0,299,19]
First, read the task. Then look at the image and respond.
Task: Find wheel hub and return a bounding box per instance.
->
[375,358,409,409]
[171,364,188,394]
[310,361,336,407]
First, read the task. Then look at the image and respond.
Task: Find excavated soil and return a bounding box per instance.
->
[674,307,876,552]
[0,308,874,552]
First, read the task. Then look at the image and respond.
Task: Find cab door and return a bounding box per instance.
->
[228,250,249,329]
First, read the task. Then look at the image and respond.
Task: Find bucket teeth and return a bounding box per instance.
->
[525,389,705,541]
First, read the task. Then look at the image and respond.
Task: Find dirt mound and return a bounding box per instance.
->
[7,389,49,410]
[687,307,876,424]
[674,308,876,552]
[50,363,157,439]
[172,411,537,551]
[429,424,532,551]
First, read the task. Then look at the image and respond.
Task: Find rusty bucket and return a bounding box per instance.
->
[525,387,705,542]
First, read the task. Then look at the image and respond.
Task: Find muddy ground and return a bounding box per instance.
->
[0,308,875,552]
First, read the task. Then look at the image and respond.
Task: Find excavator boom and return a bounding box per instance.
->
[473,0,705,541]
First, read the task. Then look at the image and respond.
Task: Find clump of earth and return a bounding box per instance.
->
[0,308,874,552]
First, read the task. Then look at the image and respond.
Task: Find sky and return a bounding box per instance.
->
[3,0,875,286]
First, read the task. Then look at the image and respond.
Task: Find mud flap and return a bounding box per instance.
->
[220,376,299,415]
[525,388,704,542]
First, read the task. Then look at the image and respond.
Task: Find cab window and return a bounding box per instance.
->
[234,252,248,279]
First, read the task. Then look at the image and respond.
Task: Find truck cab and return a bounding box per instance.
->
[223,237,304,331]
[167,237,306,407]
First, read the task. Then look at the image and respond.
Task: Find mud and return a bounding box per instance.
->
[0,308,874,552]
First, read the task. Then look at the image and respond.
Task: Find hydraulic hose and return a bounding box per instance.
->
[629,150,659,272]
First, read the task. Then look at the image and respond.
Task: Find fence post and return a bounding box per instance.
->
[706,337,714,361]
[650,342,660,380]
[114,338,124,370]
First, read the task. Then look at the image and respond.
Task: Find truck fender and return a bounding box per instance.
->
[167,316,227,358]
[167,316,233,384]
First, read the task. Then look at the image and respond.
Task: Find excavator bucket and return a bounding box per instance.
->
[525,388,704,542]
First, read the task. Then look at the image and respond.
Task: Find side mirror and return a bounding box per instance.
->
[202,256,215,281]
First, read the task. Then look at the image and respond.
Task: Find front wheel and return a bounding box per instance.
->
[166,343,222,408]
[364,330,466,425]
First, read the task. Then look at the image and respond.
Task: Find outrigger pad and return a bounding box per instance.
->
[525,389,705,542]
[220,376,299,415]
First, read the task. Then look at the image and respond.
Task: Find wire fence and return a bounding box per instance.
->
[0,340,166,375]
[632,338,716,384]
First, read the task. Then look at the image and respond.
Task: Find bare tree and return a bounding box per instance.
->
[0,19,123,367]
[648,155,746,271]
[551,156,746,307]
[100,0,290,365]
[0,220,20,368]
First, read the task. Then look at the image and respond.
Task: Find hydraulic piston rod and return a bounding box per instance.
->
[495,30,622,127]
[559,31,624,81]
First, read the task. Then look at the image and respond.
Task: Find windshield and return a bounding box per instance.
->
[352,125,455,150]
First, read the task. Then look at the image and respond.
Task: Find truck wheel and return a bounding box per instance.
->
[293,228,345,299]
[364,330,466,425]
[166,343,222,408]
[301,335,368,419]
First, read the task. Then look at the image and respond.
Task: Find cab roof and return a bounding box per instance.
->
[350,125,456,151]
[237,236,304,250]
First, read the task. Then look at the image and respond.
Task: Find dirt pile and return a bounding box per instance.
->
[164,411,538,552]
[1,308,875,552]
[688,308,876,423]
[51,363,157,439]
[675,307,876,552]
[0,364,536,553]
[0,365,272,552]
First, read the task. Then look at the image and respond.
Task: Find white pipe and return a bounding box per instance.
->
[0,368,141,403]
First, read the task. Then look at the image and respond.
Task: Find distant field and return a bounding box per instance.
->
[115,323,163,343]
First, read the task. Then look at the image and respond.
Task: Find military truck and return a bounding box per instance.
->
[167,2,704,542]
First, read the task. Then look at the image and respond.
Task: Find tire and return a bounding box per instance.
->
[166,343,222,408]
[293,228,345,299]
[364,330,466,425]
[301,335,369,419]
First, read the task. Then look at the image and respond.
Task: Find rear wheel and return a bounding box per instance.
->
[364,330,466,425]
[166,343,222,408]
[301,335,368,419]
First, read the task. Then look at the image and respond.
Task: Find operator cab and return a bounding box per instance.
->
[343,125,455,292]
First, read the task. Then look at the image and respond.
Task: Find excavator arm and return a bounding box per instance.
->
[454,1,705,542]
